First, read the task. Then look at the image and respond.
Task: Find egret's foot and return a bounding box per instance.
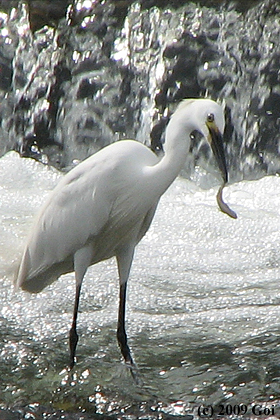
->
[124,359,143,386]
[69,326,79,369]
[69,358,76,370]
[130,365,143,386]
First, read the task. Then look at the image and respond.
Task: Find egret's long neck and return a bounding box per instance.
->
[145,113,192,197]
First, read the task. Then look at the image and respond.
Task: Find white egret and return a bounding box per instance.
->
[15,98,233,379]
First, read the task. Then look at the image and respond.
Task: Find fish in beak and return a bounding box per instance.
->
[206,115,237,219]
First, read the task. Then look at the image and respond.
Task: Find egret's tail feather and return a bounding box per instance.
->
[15,248,73,293]
[14,247,30,291]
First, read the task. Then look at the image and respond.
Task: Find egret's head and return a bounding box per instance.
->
[174,98,228,184]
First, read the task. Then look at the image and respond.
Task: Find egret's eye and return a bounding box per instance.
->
[207,113,214,123]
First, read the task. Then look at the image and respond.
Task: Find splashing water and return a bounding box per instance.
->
[1,152,280,418]
[0,1,280,183]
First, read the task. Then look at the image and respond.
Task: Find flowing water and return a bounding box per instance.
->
[0,0,280,181]
[1,0,280,418]
[1,152,280,419]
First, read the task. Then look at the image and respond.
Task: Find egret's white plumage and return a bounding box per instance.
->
[16,98,229,378]
[16,141,159,292]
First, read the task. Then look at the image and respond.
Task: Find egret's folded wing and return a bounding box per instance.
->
[16,155,113,290]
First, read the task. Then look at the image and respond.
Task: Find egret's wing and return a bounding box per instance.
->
[16,140,160,292]
[16,153,113,289]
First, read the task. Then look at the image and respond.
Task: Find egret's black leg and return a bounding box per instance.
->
[116,247,142,384]
[117,281,142,384]
[117,281,134,366]
[69,245,93,369]
[69,281,82,369]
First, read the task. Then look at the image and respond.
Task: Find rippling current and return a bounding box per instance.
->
[1,151,280,419]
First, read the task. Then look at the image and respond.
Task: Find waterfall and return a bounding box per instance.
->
[0,0,279,185]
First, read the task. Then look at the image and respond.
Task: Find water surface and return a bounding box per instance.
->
[1,152,280,418]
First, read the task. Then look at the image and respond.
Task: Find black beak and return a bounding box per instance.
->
[207,123,228,184]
